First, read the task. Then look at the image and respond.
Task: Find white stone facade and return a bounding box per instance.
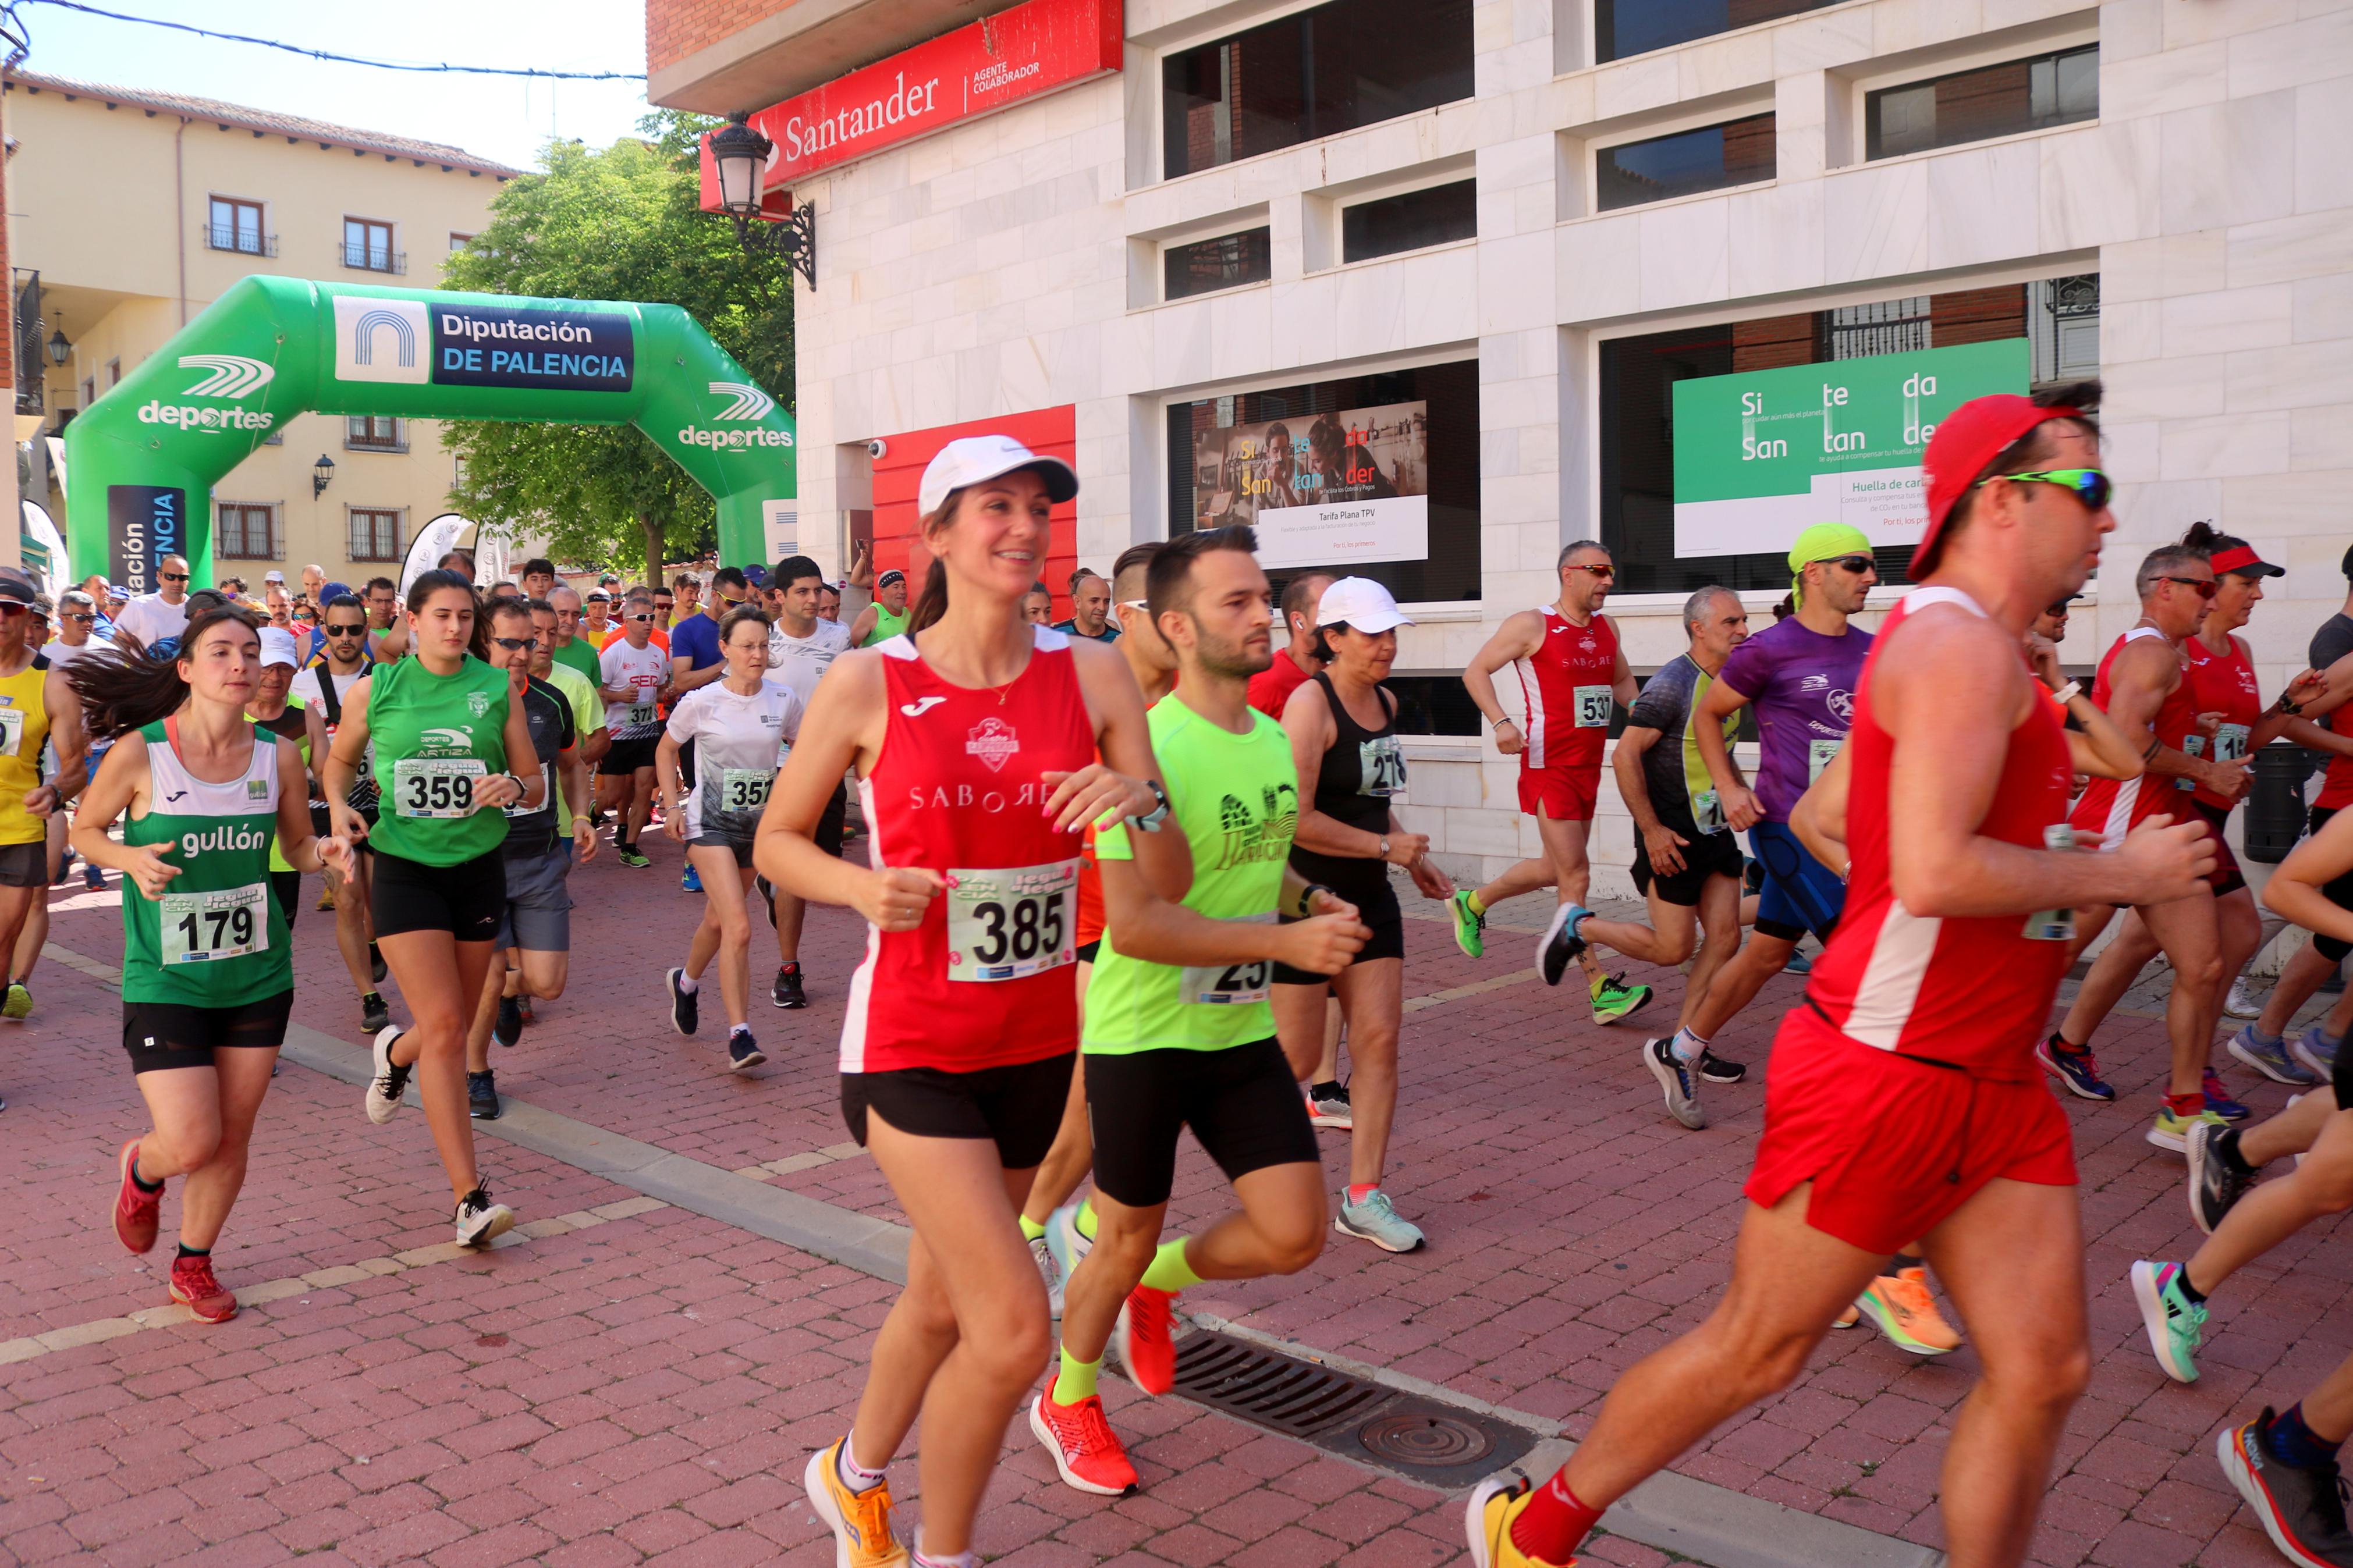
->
[786,0,2353,895]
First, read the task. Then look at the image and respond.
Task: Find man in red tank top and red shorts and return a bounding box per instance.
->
[1458,542,1652,1025]
[1467,387,2214,1568]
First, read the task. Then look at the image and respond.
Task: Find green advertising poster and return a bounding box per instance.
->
[1670,339,2028,558]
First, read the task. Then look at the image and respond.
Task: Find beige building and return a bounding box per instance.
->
[5,69,518,585]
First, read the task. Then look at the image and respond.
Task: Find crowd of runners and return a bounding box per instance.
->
[26,389,2353,1566]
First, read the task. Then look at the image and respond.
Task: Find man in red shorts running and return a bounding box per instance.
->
[1467,384,2214,1568]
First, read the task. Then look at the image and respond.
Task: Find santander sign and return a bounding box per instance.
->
[702,0,1120,199]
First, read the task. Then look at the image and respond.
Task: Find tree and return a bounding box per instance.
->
[440,113,794,583]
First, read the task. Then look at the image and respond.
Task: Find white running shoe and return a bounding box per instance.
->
[453,1186,515,1248]
[2223,977,2263,1020]
[1031,1232,1065,1316]
[364,1027,410,1125]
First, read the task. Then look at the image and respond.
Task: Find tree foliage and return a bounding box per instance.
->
[439,112,794,581]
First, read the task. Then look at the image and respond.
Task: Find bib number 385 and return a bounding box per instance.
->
[946,859,1077,982]
[161,884,268,964]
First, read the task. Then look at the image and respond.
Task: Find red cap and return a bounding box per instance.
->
[1914,394,2082,575]
[2208,543,2284,578]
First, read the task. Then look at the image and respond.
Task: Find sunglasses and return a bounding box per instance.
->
[0,604,27,617]
[491,635,539,652]
[1813,554,1876,575]
[1566,564,1616,579]
[326,623,368,635]
[2162,575,2220,600]
[160,573,190,583]
[1976,467,2113,512]
[62,613,95,624]
[624,612,656,623]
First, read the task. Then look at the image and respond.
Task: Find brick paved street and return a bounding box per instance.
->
[3,832,2345,1566]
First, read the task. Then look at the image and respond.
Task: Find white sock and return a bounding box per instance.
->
[730,1023,751,1037]
[675,973,698,994]
[913,1545,978,1568]
[836,1438,885,1494]
[1670,1027,1708,1064]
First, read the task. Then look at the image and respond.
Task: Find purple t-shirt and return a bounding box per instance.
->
[1716,616,1873,822]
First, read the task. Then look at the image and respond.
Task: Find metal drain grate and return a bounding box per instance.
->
[1170,1330,1534,1484]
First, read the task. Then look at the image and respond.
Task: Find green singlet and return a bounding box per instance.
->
[1084,694,1298,1054]
[364,654,513,865]
[860,602,911,648]
[120,717,293,1007]
[549,637,602,688]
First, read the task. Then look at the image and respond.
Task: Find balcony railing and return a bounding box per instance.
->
[339,243,404,275]
[207,225,278,257]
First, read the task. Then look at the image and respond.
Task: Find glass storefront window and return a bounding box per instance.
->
[1597,114,1776,212]
[1596,0,1841,63]
[1341,180,1478,263]
[1867,45,2098,161]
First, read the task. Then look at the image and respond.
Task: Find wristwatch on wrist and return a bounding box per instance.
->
[1379,835,1392,860]
[1127,778,1172,833]
[1297,882,1335,918]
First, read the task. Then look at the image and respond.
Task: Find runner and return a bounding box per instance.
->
[322,570,543,1247]
[597,588,670,869]
[68,606,349,1322]
[46,591,109,894]
[543,585,603,686]
[818,581,843,624]
[1467,386,2214,1568]
[1052,568,1121,643]
[0,568,85,1021]
[581,588,616,648]
[293,595,393,1035]
[111,554,193,649]
[1277,576,1451,1253]
[521,559,557,603]
[1248,571,1335,721]
[1457,542,1652,1024]
[1031,525,1369,1494]
[758,434,1174,1568]
[361,576,409,664]
[246,629,314,932]
[460,598,590,1120]
[1023,582,1053,625]
[511,596,606,1034]
[760,552,866,1008]
[668,568,744,895]
[659,603,798,1072]
[849,567,911,648]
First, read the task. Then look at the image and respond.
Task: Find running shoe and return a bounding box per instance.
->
[467,1070,501,1121]
[1832,1303,1860,1329]
[682,861,702,894]
[2218,1407,2353,1568]
[773,962,807,1009]
[1306,1081,1354,1130]
[83,862,106,893]
[517,994,534,1027]
[727,1029,766,1072]
[2,982,31,1021]
[360,993,391,1036]
[369,941,387,986]
[49,848,73,886]
[2293,1026,2345,1081]
[616,845,651,869]
[1048,1203,1095,1286]
[315,883,335,911]
[2203,1066,2252,1123]
[2232,1023,2322,1086]
[2035,1033,2115,1101]
[1030,1232,1064,1316]
[1465,1475,1578,1567]
[1115,1283,1177,1395]
[1335,1189,1425,1253]
[2149,1105,2228,1153]
[168,1254,237,1325]
[1782,946,1812,977]
[2224,976,2266,1020]
[1448,890,1486,958]
[1535,904,1589,987]
[453,1186,515,1248]
[666,968,699,1036]
[1696,1050,1746,1085]
[2188,1119,2258,1236]
[1855,1269,1961,1355]
[757,874,778,928]
[804,1437,911,1567]
[492,994,523,1048]
[112,1139,159,1254]
[1028,1377,1139,1497]
[364,1027,410,1124]
[1590,973,1653,1026]
[2130,1259,2206,1383]
[1642,1039,1705,1130]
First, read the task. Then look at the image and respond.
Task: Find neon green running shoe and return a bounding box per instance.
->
[1448,890,1485,958]
[2,982,30,1021]
[1590,972,1652,1026]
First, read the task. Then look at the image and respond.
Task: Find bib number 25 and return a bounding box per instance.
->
[946,859,1077,982]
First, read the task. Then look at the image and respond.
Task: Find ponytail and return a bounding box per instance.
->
[68,606,261,741]
[906,488,966,637]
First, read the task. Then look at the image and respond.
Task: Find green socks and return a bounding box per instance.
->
[1019,1214,1046,1242]
[1055,1346,1101,1405]
[1140,1237,1202,1293]
[1076,1197,1098,1240]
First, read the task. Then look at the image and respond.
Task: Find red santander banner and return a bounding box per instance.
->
[701,0,1121,206]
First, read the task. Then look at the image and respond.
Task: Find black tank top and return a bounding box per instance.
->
[1289,671,1404,904]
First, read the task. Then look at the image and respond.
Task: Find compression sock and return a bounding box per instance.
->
[1075,1197,1098,1241]
[1511,1469,1604,1562]
[175,1243,210,1261]
[835,1437,886,1494]
[1465,891,1487,916]
[2214,1126,2256,1176]
[1020,1214,1046,1242]
[2269,1403,2345,1471]
[130,1161,164,1195]
[1670,1026,1709,1064]
[1054,1346,1101,1405]
[1140,1238,1203,1294]
[2166,1091,2205,1120]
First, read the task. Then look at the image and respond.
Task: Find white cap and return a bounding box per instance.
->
[257,627,300,669]
[1316,577,1414,634]
[263,570,285,583]
[917,434,1079,518]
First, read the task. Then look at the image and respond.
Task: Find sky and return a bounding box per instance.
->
[13,0,653,172]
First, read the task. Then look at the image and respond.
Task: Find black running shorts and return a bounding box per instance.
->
[598,736,658,777]
[840,1051,1074,1169]
[1272,882,1403,986]
[1630,826,1746,908]
[2309,806,2353,963]
[123,989,293,1075]
[371,847,505,942]
[1084,1036,1318,1207]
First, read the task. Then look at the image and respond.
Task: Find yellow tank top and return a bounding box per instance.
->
[0,660,51,846]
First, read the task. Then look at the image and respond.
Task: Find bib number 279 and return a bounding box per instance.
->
[946,859,1077,983]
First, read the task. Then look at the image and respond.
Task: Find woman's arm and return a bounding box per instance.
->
[655,717,689,843]
[484,685,541,812]
[273,736,346,877]
[70,735,180,899]
[754,653,936,928]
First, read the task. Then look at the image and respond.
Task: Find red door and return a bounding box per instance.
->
[869,407,1078,619]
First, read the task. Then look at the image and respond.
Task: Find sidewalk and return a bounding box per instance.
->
[2,838,2341,1566]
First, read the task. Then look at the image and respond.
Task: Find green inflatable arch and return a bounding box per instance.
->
[63,276,796,595]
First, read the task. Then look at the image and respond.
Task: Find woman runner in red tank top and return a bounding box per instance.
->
[757,436,1176,1568]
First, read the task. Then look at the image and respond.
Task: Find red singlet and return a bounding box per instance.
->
[1511,607,1616,773]
[840,628,1095,1075]
[2182,634,2260,813]
[2070,627,2203,843]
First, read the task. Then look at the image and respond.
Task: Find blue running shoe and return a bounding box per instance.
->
[2202,1066,2251,1123]
[2229,1023,2321,1086]
[1783,947,1812,977]
[2035,1032,2115,1101]
[682,861,703,893]
[2292,1026,2344,1081]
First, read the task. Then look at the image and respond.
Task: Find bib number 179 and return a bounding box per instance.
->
[946,859,1078,982]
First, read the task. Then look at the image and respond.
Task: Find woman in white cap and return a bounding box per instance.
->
[1273,576,1451,1253]
[759,433,1176,1568]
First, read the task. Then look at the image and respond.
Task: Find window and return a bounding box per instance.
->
[348,508,404,562]
[342,218,403,273]
[207,197,273,257]
[449,232,474,251]
[1826,297,1930,360]
[1341,180,1477,263]
[1596,0,1840,62]
[1165,228,1272,301]
[79,376,93,408]
[106,358,121,388]
[1162,0,1473,180]
[346,415,405,451]
[217,504,279,560]
[1867,45,2098,161]
[1598,114,1776,211]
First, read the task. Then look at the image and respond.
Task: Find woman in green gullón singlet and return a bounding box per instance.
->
[66,606,353,1325]
[321,570,543,1248]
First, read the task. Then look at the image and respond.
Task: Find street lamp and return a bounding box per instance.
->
[708,112,815,290]
[45,318,68,367]
[312,454,335,497]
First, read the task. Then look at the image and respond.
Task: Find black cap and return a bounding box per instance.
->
[0,568,37,607]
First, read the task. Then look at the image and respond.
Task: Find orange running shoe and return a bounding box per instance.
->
[1856,1267,1961,1355]
[168,1254,237,1324]
[801,1437,908,1567]
[1114,1283,1176,1395]
[112,1140,160,1254]
[1029,1374,1140,1495]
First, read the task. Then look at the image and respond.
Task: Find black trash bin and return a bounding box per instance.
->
[2244,742,2320,864]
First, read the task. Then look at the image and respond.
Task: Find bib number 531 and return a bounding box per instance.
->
[946,859,1078,982]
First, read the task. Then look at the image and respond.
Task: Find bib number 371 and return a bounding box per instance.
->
[946,859,1077,983]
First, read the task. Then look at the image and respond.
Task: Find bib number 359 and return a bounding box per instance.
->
[946,859,1077,983]
[394,758,485,819]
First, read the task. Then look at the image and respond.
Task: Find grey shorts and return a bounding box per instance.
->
[495,842,574,951]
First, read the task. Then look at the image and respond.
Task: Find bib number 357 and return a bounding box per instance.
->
[946,859,1077,982]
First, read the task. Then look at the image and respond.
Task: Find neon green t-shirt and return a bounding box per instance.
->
[541,660,602,831]
[1083,694,1298,1054]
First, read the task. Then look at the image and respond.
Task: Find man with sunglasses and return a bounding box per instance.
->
[598,588,671,867]
[112,554,193,651]
[1458,541,1652,1026]
[293,595,393,1035]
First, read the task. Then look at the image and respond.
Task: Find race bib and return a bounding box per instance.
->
[719,767,775,812]
[1181,912,1275,1004]
[945,858,1078,982]
[2215,723,2251,763]
[2180,733,2204,789]
[1574,685,1613,728]
[0,709,23,758]
[626,703,656,730]
[2022,824,2077,941]
[502,763,553,819]
[392,757,485,819]
[161,883,268,964]
[1693,787,1723,834]
[1808,737,1841,784]
[1358,735,1405,797]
